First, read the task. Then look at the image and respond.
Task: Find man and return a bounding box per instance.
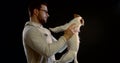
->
[22,0,77,63]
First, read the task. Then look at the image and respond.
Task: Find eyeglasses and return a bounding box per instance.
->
[40,9,48,13]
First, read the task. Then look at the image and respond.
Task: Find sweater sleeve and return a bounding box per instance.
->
[24,27,67,57]
[51,36,67,53]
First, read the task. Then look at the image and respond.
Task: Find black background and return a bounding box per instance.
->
[1,0,120,63]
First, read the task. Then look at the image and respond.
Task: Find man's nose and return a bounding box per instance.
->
[47,13,50,17]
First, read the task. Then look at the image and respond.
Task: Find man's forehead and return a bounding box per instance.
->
[40,5,48,10]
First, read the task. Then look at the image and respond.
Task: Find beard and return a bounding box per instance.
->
[37,15,47,25]
[39,18,46,24]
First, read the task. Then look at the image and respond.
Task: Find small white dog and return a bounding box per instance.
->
[49,14,84,63]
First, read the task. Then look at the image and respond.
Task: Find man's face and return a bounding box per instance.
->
[37,4,49,24]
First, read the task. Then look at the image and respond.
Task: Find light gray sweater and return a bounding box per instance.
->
[22,21,67,63]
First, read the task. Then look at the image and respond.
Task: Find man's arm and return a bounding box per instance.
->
[24,24,76,57]
[51,36,67,53]
[24,27,67,57]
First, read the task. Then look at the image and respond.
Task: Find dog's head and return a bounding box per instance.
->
[73,14,84,26]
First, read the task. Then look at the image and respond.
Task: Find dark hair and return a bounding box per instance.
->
[28,0,48,16]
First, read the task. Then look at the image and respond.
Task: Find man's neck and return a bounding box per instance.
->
[30,16,41,24]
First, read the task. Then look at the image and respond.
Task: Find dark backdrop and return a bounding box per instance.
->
[1,0,119,63]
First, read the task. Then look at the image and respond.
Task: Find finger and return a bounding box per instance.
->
[69,23,76,29]
[70,25,78,33]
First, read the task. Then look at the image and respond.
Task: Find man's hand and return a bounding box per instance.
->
[63,23,77,41]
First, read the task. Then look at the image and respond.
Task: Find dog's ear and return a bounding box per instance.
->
[73,14,80,18]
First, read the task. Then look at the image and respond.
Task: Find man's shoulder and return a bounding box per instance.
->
[23,24,39,34]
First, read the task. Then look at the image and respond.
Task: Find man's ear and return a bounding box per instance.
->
[33,9,39,16]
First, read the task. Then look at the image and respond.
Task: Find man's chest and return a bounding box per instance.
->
[38,28,53,43]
